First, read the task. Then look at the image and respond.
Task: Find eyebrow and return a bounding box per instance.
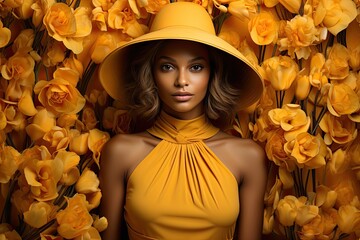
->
[157,56,208,63]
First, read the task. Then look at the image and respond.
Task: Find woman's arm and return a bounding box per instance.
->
[236,141,267,240]
[99,135,129,240]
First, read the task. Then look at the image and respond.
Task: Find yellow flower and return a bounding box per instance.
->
[0,20,11,48]
[89,31,118,64]
[296,204,319,226]
[82,107,98,130]
[277,15,320,59]
[321,0,357,35]
[265,129,296,171]
[92,215,108,233]
[26,108,56,141]
[13,0,34,19]
[295,75,311,100]
[55,150,80,186]
[319,112,357,145]
[262,207,274,234]
[0,223,21,240]
[324,82,360,116]
[262,56,299,90]
[23,201,57,228]
[315,185,337,209]
[324,43,350,80]
[92,0,116,11]
[11,189,35,214]
[228,0,257,20]
[19,145,52,170]
[268,104,310,141]
[31,0,56,27]
[43,3,92,54]
[1,50,35,84]
[107,0,149,38]
[18,87,38,116]
[248,11,278,45]
[276,195,299,226]
[56,194,93,239]
[42,126,70,151]
[63,54,84,77]
[135,0,170,15]
[284,133,328,169]
[328,148,350,175]
[57,114,78,128]
[0,146,20,183]
[75,167,100,194]
[43,41,66,67]
[92,7,108,31]
[309,53,328,90]
[252,109,275,142]
[69,130,89,155]
[349,45,360,71]
[337,204,360,234]
[23,156,64,201]
[264,177,282,208]
[34,78,86,116]
[88,129,110,167]
[279,166,294,189]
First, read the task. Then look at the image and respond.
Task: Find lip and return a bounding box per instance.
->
[172,92,193,101]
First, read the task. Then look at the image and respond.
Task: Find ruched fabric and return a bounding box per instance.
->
[125,112,239,240]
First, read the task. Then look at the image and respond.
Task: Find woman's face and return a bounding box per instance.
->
[153,40,211,120]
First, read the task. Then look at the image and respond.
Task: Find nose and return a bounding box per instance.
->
[174,69,189,87]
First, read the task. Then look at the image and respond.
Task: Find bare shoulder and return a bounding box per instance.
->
[100,132,159,177]
[206,131,266,183]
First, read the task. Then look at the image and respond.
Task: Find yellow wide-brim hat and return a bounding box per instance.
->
[99,2,264,110]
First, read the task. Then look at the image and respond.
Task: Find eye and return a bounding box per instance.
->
[160,64,174,72]
[190,64,204,72]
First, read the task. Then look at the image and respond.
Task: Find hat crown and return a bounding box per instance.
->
[150,2,216,35]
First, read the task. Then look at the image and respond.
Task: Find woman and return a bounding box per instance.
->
[98,2,266,240]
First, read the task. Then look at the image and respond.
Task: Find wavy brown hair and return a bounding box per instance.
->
[125,40,241,130]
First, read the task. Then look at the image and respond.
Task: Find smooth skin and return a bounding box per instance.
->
[99,40,267,240]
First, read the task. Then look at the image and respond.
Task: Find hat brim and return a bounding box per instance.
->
[99,25,264,110]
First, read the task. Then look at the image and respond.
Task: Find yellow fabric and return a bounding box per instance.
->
[125,112,239,240]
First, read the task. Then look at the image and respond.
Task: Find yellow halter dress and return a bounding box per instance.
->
[125,112,239,240]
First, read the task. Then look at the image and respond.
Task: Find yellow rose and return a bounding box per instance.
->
[278,15,320,59]
[63,54,84,77]
[18,87,37,116]
[53,67,80,87]
[309,53,328,89]
[89,31,118,64]
[57,114,78,128]
[319,112,357,145]
[42,126,70,151]
[23,157,64,201]
[75,167,100,194]
[297,215,324,239]
[26,108,56,141]
[296,204,319,226]
[337,204,360,234]
[0,223,21,240]
[56,194,93,239]
[23,201,57,228]
[31,0,55,27]
[268,104,310,141]
[34,78,85,116]
[43,3,92,54]
[276,195,299,226]
[252,109,275,142]
[107,0,149,38]
[19,145,52,170]
[324,82,360,116]
[88,129,110,167]
[349,45,360,71]
[135,0,170,15]
[1,50,35,84]
[13,0,34,19]
[332,174,358,207]
[0,20,11,48]
[248,11,278,45]
[315,185,337,209]
[69,130,89,155]
[3,104,27,131]
[55,150,80,186]
[82,107,98,130]
[284,133,328,169]
[92,0,116,11]
[324,43,350,80]
[43,41,66,67]
[321,0,357,35]
[262,55,299,90]
[0,146,20,183]
[265,129,296,171]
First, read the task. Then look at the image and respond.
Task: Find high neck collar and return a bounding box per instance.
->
[147,111,219,144]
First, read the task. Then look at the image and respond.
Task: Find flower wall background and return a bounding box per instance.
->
[0,0,360,239]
